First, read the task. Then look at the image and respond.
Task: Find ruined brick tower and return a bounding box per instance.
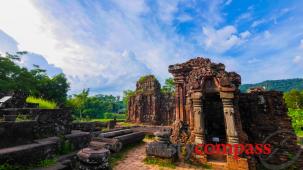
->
[127,75,175,125]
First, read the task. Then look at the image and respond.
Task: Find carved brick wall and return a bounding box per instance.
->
[127,75,175,125]
[239,91,303,168]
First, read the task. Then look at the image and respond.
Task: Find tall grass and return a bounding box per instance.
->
[26,96,57,109]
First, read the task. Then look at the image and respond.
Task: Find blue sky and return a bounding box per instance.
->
[0,0,302,95]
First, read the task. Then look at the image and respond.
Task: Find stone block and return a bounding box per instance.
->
[77,148,110,170]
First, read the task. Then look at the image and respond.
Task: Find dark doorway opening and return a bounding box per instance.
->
[203,93,227,162]
[203,93,226,143]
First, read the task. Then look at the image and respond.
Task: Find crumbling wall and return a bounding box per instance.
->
[239,91,303,168]
[0,108,72,148]
[0,91,27,108]
[127,75,175,125]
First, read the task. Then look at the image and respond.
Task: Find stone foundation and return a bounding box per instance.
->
[0,131,90,166]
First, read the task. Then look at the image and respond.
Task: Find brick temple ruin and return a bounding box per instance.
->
[127,75,175,125]
[129,57,302,169]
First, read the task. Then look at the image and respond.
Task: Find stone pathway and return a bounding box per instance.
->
[113,141,209,170]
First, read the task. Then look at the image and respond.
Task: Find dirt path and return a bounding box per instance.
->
[113,142,207,170]
[113,142,152,170]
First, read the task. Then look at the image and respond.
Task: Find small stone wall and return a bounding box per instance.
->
[0,131,91,166]
[0,121,37,148]
[0,108,72,148]
[72,122,107,132]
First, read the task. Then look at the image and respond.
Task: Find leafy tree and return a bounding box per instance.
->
[0,52,37,94]
[67,90,125,119]
[284,89,303,109]
[161,78,175,94]
[0,52,70,104]
[123,90,135,109]
[284,89,303,137]
[67,89,89,119]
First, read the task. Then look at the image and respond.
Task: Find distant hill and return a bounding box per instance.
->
[240,78,303,92]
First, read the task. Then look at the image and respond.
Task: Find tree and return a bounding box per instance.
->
[161,77,175,94]
[284,89,303,109]
[0,52,70,104]
[67,90,125,119]
[71,89,89,119]
[123,90,135,109]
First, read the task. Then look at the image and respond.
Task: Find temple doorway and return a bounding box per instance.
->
[203,93,226,144]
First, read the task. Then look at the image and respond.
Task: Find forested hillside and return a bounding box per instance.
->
[240,78,303,92]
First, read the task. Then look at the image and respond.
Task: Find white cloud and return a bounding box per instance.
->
[293,55,302,64]
[263,30,271,39]
[236,12,252,23]
[17,53,63,77]
[251,19,266,27]
[177,14,192,22]
[240,31,251,39]
[202,26,249,53]
[156,0,179,24]
[0,30,18,54]
[0,0,193,95]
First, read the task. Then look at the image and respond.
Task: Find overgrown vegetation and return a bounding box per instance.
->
[0,158,57,170]
[284,89,303,137]
[26,96,57,109]
[288,109,303,137]
[15,114,31,122]
[0,52,70,105]
[58,136,74,155]
[161,77,175,94]
[143,157,176,169]
[138,74,156,83]
[66,89,125,120]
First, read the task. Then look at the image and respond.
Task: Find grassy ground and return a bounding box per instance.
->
[117,121,142,127]
[72,118,126,123]
[0,158,57,170]
[143,157,176,169]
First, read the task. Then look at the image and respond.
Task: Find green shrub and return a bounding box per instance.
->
[104,112,126,119]
[288,109,303,137]
[16,114,31,122]
[35,158,57,168]
[26,96,57,109]
[58,139,74,155]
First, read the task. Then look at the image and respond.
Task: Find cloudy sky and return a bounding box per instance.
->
[0,0,302,95]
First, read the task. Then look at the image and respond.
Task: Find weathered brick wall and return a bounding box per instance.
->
[72,122,107,132]
[0,121,37,148]
[0,108,72,148]
[127,75,175,125]
[0,92,27,108]
[239,91,303,168]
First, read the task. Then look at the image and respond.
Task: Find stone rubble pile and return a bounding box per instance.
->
[77,128,145,170]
